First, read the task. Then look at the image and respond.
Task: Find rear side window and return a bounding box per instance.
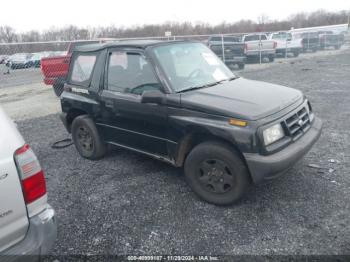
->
[71,54,97,84]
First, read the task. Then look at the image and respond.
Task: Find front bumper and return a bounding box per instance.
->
[223,56,246,64]
[302,43,319,51]
[276,47,301,53]
[2,206,57,262]
[244,117,322,184]
[246,50,275,57]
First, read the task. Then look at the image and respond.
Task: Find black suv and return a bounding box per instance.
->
[60,40,322,205]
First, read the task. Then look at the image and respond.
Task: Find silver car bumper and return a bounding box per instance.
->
[1,206,57,262]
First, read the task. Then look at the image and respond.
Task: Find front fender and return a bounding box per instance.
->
[168,112,258,166]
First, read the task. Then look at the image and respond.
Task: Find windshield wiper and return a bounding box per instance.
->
[177,76,239,93]
[209,76,240,85]
[177,81,222,93]
[177,85,210,93]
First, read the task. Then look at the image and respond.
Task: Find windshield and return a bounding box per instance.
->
[272,32,291,39]
[301,32,318,38]
[11,54,31,60]
[244,34,267,41]
[152,42,235,92]
[209,36,240,42]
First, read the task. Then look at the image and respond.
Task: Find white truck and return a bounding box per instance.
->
[268,31,303,57]
[0,107,56,260]
[242,33,276,62]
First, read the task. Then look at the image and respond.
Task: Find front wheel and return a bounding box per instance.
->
[238,63,245,70]
[293,51,299,57]
[71,115,107,160]
[184,141,250,205]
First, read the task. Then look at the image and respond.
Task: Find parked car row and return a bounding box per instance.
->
[2,51,67,70]
[292,30,345,52]
[208,30,346,69]
[207,33,277,69]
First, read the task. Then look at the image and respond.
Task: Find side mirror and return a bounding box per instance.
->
[140,90,165,104]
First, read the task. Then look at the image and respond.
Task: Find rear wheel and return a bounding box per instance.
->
[71,115,107,160]
[184,141,250,205]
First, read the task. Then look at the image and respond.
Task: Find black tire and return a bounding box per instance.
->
[238,63,245,70]
[52,78,65,97]
[225,63,235,70]
[71,115,107,160]
[184,141,250,205]
[268,55,275,62]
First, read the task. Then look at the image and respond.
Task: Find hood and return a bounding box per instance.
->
[180,77,303,120]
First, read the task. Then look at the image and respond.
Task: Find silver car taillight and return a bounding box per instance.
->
[14,144,47,204]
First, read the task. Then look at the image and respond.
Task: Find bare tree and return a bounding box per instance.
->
[0,9,349,45]
[0,26,17,43]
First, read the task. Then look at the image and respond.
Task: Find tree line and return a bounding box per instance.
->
[0,9,349,43]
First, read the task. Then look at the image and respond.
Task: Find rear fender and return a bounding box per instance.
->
[60,91,100,132]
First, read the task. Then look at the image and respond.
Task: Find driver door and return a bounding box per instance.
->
[97,49,169,157]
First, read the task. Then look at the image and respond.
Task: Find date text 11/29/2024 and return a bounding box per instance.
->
[127,255,219,261]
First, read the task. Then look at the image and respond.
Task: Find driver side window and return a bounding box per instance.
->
[107,51,161,95]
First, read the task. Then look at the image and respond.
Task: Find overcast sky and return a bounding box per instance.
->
[1,0,349,32]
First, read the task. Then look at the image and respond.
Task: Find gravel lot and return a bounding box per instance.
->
[2,48,350,256]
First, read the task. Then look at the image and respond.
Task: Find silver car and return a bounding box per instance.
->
[0,107,57,261]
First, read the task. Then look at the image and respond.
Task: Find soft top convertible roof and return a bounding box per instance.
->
[73,40,192,52]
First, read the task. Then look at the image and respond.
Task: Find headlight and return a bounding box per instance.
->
[263,124,284,146]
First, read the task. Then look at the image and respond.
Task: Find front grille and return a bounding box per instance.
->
[284,107,311,141]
